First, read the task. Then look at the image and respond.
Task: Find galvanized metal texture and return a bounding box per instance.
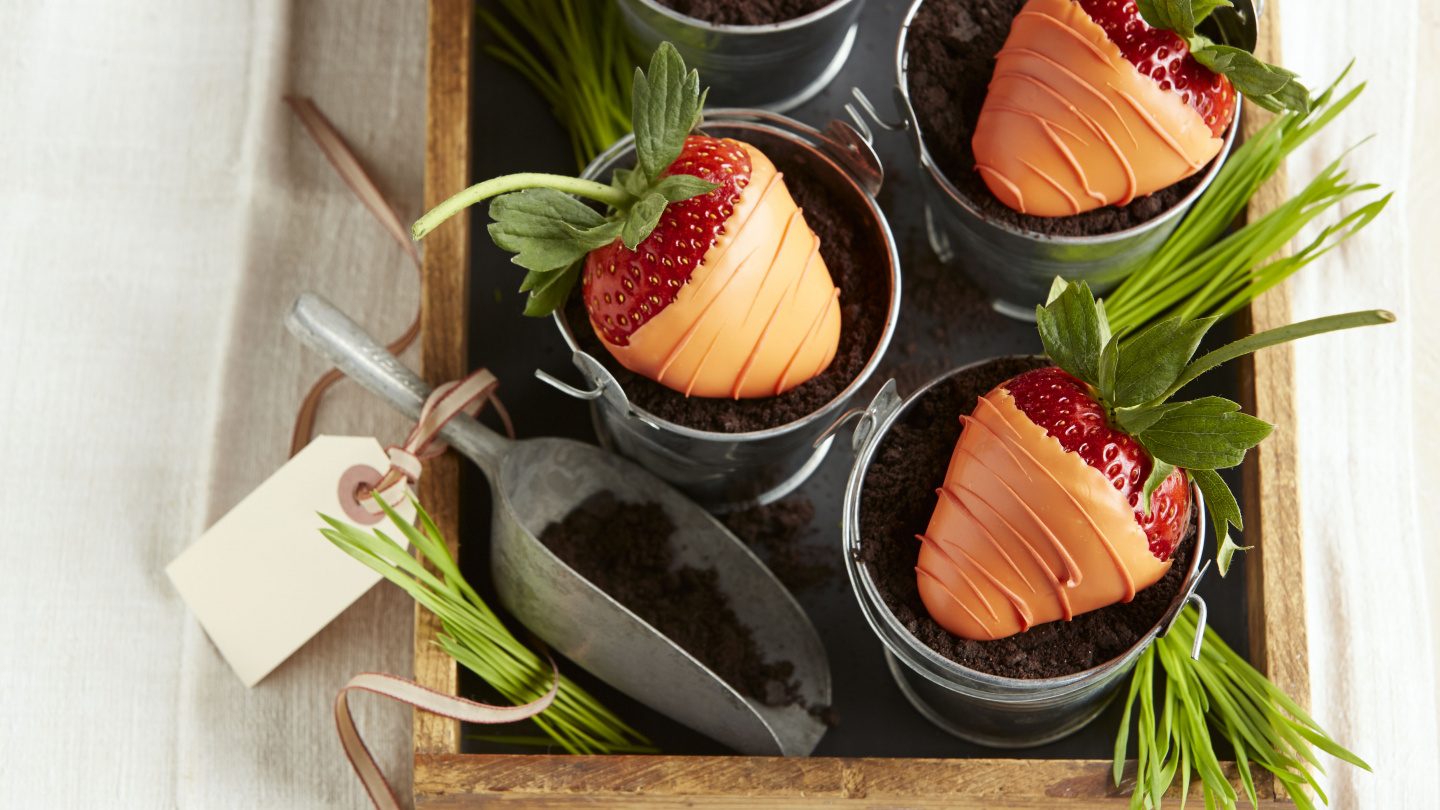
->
[880,0,1252,320]
[841,359,1209,747]
[286,293,832,756]
[542,111,901,511]
[617,0,867,112]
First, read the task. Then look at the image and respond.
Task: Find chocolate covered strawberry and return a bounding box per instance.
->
[413,43,841,399]
[972,0,1308,217]
[917,280,1389,641]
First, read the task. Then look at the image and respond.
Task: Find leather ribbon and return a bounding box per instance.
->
[285,96,424,458]
[355,370,513,517]
[336,664,557,810]
[335,373,525,808]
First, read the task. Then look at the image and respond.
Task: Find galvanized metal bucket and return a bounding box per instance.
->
[879,0,1242,320]
[617,0,867,112]
[541,110,901,511]
[840,362,1210,747]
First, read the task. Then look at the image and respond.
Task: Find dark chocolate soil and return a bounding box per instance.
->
[564,146,889,433]
[858,356,1196,678]
[720,496,838,592]
[539,491,803,706]
[655,0,838,26]
[905,0,1206,236]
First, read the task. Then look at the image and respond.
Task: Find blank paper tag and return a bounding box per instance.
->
[168,435,415,686]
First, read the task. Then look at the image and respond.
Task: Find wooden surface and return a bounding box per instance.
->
[1235,4,1304,804]
[410,2,1307,808]
[415,0,474,759]
[414,755,1286,808]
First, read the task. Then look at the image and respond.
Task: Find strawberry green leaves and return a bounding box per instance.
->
[1140,459,1176,516]
[1134,0,1310,114]
[1037,279,1110,385]
[1137,397,1272,470]
[413,42,718,318]
[1035,279,1392,573]
[1111,315,1216,407]
[621,174,724,248]
[490,189,616,274]
[1134,0,1228,38]
[1191,45,1309,114]
[632,43,706,183]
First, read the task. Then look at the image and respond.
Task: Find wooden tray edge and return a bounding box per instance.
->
[414,0,473,759]
[414,754,1286,808]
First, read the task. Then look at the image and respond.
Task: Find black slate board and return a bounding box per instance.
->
[457,0,1250,759]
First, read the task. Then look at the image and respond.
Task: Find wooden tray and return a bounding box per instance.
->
[411,0,1306,805]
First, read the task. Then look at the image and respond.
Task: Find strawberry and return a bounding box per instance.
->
[582,136,751,346]
[1005,366,1191,560]
[411,42,842,400]
[1076,0,1236,136]
[971,0,1307,217]
[915,279,1388,641]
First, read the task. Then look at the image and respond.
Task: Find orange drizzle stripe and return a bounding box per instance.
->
[683,329,726,397]
[957,547,1034,630]
[995,49,1140,147]
[985,104,1089,144]
[731,219,810,398]
[1011,11,1121,73]
[1018,158,1082,215]
[973,395,1138,601]
[975,165,1026,213]
[935,486,1037,592]
[918,535,1000,622]
[738,207,800,328]
[1112,86,1206,170]
[774,287,838,396]
[916,566,993,634]
[654,248,754,383]
[1038,118,1106,205]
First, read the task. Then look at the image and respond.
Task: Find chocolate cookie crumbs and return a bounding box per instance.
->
[857,356,1196,678]
[564,141,889,433]
[539,491,804,706]
[904,0,1207,237]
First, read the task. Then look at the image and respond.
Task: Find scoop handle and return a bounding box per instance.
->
[285,293,510,475]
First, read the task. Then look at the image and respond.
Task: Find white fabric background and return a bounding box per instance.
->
[0,0,1434,807]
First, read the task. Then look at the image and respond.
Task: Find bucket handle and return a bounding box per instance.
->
[1158,559,1211,661]
[814,379,902,452]
[848,87,908,133]
[536,352,663,431]
[535,369,604,401]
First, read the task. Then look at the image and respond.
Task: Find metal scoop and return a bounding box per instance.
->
[287,293,831,756]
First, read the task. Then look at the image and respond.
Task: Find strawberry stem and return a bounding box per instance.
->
[413,173,632,240]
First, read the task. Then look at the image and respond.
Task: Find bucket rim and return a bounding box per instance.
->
[551,111,902,442]
[841,355,1210,698]
[622,0,865,36]
[890,0,1241,246]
